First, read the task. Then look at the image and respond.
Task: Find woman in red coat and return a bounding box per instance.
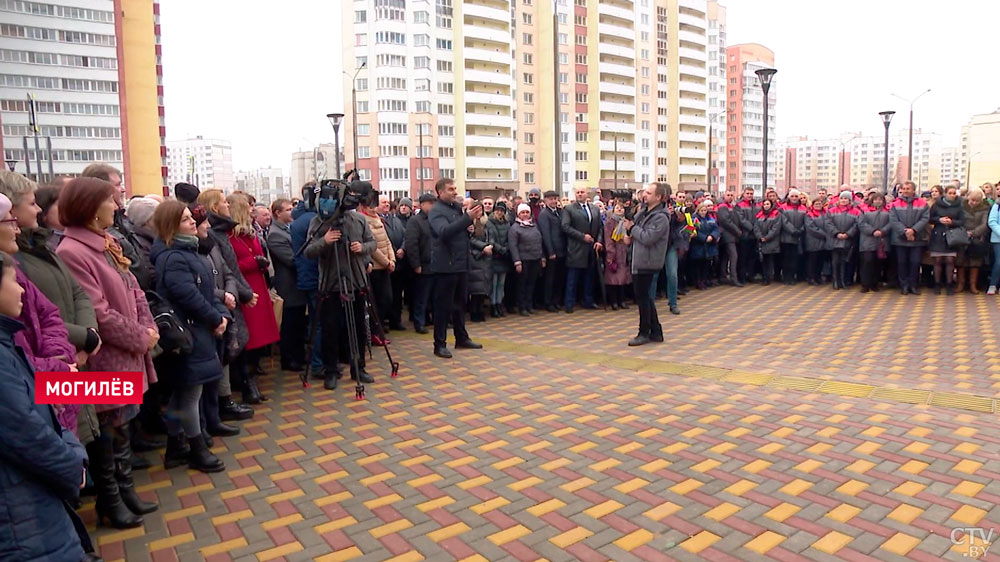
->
[226,193,278,378]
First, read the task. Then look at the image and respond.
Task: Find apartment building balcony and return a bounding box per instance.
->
[465,91,512,106]
[678,130,704,143]
[464,47,512,66]
[600,159,637,171]
[465,113,514,128]
[677,11,706,29]
[600,101,636,116]
[677,0,707,11]
[677,113,705,127]
[679,97,708,112]
[678,147,707,160]
[465,134,516,149]
[598,42,635,60]
[598,22,634,42]
[597,2,634,22]
[464,3,510,23]
[464,24,511,44]
[599,61,634,78]
[678,163,705,176]
[678,46,707,62]
[678,29,705,45]
[600,120,635,134]
[465,69,512,86]
[466,156,516,170]
[600,140,636,152]
[599,81,635,96]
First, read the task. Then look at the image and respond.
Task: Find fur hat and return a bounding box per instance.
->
[125,197,159,228]
[174,182,200,204]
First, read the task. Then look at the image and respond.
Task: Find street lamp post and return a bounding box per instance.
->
[326,113,345,178]
[755,68,777,197]
[891,89,931,181]
[342,62,367,171]
[4,159,15,172]
[879,111,896,193]
[707,110,724,194]
[834,135,859,189]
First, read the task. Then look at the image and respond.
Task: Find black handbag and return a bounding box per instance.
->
[946,227,970,249]
[145,290,194,355]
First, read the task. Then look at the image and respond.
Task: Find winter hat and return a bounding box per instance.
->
[495,201,508,213]
[126,197,159,228]
[787,188,802,197]
[398,197,413,209]
[517,203,531,215]
[839,190,853,201]
[174,182,200,204]
[418,192,436,204]
[528,187,542,197]
[0,193,11,218]
[189,204,209,226]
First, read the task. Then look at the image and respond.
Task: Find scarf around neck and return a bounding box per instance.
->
[104,233,131,272]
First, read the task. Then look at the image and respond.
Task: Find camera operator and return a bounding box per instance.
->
[428,178,483,359]
[304,181,376,390]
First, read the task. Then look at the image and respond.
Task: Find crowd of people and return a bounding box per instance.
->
[1,161,998,560]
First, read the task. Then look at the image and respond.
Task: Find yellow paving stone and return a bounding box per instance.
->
[640,459,671,473]
[550,527,593,548]
[315,547,363,562]
[428,522,471,542]
[893,481,927,496]
[954,459,983,474]
[527,499,566,517]
[953,442,980,455]
[680,531,721,554]
[614,529,655,551]
[744,531,785,555]
[836,480,868,496]
[845,460,876,474]
[256,541,304,561]
[826,504,862,523]
[903,442,930,454]
[401,454,433,467]
[458,476,492,490]
[644,501,682,521]
[163,505,205,522]
[899,460,929,474]
[812,531,853,554]
[488,524,532,546]
[794,459,824,473]
[383,552,423,562]
[584,500,624,519]
[148,532,195,551]
[670,478,703,495]
[854,441,880,455]
[212,509,254,526]
[561,477,596,492]
[370,519,413,539]
[363,493,402,509]
[953,426,977,437]
[492,456,525,470]
[615,478,649,494]
[540,458,572,471]
[471,497,510,515]
[509,476,544,491]
[880,533,922,556]
[908,426,932,437]
[742,460,771,474]
[780,479,813,496]
[764,503,801,523]
[724,479,758,496]
[952,480,986,497]
[314,516,358,534]
[662,442,690,453]
[417,496,455,513]
[758,442,784,455]
[589,458,621,472]
[704,502,741,521]
[261,513,304,530]
[951,505,988,525]
[710,442,737,454]
[315,491,353,508]
[265,489,305,504]
[691,459,722,473]
[887,504,923,525]
[407,474,443,488]
[200,538,249,557]
[807,442,833,454]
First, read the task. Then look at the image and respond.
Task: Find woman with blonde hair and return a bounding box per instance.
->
[958,186,990,293]
[226,193,279,393]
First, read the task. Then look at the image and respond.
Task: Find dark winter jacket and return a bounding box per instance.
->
[825,205,861,251]
[485,215,512,273]
[151,238,228,387]
[734,198,758,240]
[858,205,891,253]
[537,205,568,258]
[404,211,432,272]
[805,209,829,253]
[561,201,604,268]
[754,207,782,254]
[468,220,491,296]
[428,200,473,274]
[508,220,544,264]
[383,213,405,256]
[888,196,930,247]
[779,202,808,245]
[290,204,320,292]
[267,221,307,308]
[110,209,148,290]
[715,201,742,242]
[208,213,254,303]
[304,210,376,293]
[690,213,721,261]
[928,196,967,254]
[0,316,88,562]
[630,202,671,273]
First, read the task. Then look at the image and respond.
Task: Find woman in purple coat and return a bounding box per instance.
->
[603,203,632,310]
[57,178,159,529]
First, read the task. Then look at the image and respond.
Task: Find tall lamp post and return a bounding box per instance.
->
[707,110,724,194]
[342,62,367,171]
[879,111,896,193]
[755,68,777,196]
[891,88,931,181]
[414,111,433,196]
[833,135,859,188]
[326,113,345,178]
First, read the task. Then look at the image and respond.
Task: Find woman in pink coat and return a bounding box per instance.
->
[56,177,159,529]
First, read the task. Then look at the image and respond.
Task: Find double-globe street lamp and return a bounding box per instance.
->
[755,68,777,196]
[879,111,896,193]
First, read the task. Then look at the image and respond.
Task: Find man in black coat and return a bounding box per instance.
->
[381,194,407,330]
[428,178,483,358]
[404,193,435,334]
[267,198,307,372]
[537,190,567,312]
[561,187,604,312]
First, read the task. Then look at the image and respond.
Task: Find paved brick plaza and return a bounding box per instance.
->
[90,285,1000,561]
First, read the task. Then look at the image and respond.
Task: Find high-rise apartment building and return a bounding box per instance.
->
[235,167,288,206]
[725,43,775,195]
[166,136,234,191]
[0,0,166,195]
[963,108,1000,188]
[342,0,717,199]
[705,0,725,196]
[289,143,341,195]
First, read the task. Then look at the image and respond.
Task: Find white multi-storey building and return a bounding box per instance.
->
[235,167,288,206]
[706,0,726,195]
[289,143,342,195]
[166,136,234,191]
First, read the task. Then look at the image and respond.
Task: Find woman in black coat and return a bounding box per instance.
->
[150,201,230,473]
[753,199,782,285]
[928,184,967,294]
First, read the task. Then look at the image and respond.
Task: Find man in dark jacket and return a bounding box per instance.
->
[715,188,743,286]
[405,193,435,333]
[289,182,324,375]
[268,198,307,372]
[382,195,407,331]
[428,178,483,358]
[304,181,377,390]
[561,188,604,312]
[779,188,807,285]
[734,187,759,283]
[537,190,567,311]
[625,183,671,346]
[889,180,930,294]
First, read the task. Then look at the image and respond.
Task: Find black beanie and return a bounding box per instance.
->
[174,182,200,204]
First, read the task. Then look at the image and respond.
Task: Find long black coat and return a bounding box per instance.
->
[537,206,567,258]
[561,201,603,268]
[267,221,307,308]
[928,197,968,254]
[428,200,473,274]
[151,239,229,387]
[469,220,492,296]
[485,216,512,273]
[404,212,432,271]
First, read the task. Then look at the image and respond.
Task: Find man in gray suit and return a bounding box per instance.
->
[561,188,604,312]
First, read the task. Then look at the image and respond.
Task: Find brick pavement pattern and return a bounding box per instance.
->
[89,286,1000,561]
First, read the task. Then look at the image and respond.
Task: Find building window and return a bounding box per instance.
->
[576,132,588,142]
[558,33,568,44]
[575,73,587,84]
[576,170,588,180]
[523,12,532,24]
[524,132,535,144]
[558,53,568,65]
[436,38,452,50]
[523,92,534,103]
[574,15,586,25]
[575,34,586,45]
[559,72,568,84]
[374,31,405,44]
[355,34,367,46]
[415,56,430,69]
[522,33,533,45]
[437,81,453,93]
[358,124,370,135]
[437,103,453,114]
[378,123,408,135]
[415,78,430,91]
[559,93,569,104]
[575,151,587,161]
[438,147,455,158]
[523,53,533,65]
[575,93,588,103]
[524,152,535,163]
[414,10,429,23]
[357,146,371,158]
[357,101,369,113]
[440,168,455,178]
[355,10,367,23]
[524,112,534,124]
[524,172,535,183]
[523,73,533,85]
[438,125,454,136]
[414,34,429,47]
[575,113,585,122]
[437,60,452,72]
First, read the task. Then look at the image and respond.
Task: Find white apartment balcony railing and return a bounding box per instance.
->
[600,101,636,116]
[464,91,513,106]
[597,2,634,22]
[677,0,707,13]
[678,163,705,176]
[677,113,705,127]
[678,46,707,62]
[464,69,512,86]
[465,113,514,128]
[599,140,636,152]
[464,24,511,45]
[599,81,635,96]
[598,61,634,78]
[465,134,516,149]
[677,11,706,29]
[466,156,516,170]
[464,47,512,66]
[598,42,635,60]
[679,130,704,143]
[678,147,707,160]
[678,63,708,80]
[600,159,637,171]
[600,120,635,134]
[463,3,510,23]
[598,22,634,42]
[679,97,708,112]
[678,29,705,45]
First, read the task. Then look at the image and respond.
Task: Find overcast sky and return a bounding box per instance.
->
[160,0,1000,172]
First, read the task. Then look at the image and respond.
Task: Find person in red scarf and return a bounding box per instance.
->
[825,191,861,289]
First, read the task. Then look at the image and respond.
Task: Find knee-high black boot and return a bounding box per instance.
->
[113,425,158,515]
[87,433,143,528]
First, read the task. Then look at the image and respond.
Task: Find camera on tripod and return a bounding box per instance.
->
[315,174,370,223]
